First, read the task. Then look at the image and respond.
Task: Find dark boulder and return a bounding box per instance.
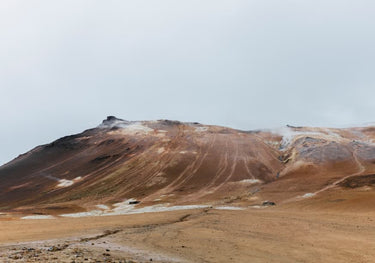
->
[262,201,276,206]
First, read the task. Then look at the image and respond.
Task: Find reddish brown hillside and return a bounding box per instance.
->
[1,117,375,215]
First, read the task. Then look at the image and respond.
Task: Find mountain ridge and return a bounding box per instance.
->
[1,116,375,217]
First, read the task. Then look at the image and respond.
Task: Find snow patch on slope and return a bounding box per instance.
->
[238,179,261,184]
[60,199,209,218]
[301,193,316,198]
[21,215,55,220]
[57,177,82,188]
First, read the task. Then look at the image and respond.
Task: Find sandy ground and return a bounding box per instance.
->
[1,207,375,263]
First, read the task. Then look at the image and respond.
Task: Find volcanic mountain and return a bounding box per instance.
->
[1,116,375,216]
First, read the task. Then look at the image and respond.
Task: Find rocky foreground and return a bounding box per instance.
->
[2,242,133,263]
[0,207,375,263]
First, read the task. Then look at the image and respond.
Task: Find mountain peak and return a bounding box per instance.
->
[99,116,129,128]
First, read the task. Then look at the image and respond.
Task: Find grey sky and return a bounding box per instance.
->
[1,0,375,165]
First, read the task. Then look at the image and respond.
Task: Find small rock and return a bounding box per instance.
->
[262,201,276,206]
[48,246,61,252]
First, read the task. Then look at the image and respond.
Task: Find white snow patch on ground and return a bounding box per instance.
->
[214,206,245,211]
[302,193,316,198]
[96,204,110,210]
[239,179,261,184]
[57,179,74,187]
[60,210,104,218]
[57,177,82,188]
[21,215,55,220]
[108,204,209,216]
[60,199,209,218]
[249,205,265,209]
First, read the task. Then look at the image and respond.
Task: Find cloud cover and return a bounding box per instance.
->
[1,0,375,164]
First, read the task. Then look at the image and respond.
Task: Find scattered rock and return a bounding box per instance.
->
[47,244,69,252]
[47,246,60,252]
[262,201,276,206]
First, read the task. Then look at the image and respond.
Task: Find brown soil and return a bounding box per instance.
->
[339,174,375,188]
[0,207,374,263]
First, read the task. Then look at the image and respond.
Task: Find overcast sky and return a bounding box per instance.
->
[1,0,375,165]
